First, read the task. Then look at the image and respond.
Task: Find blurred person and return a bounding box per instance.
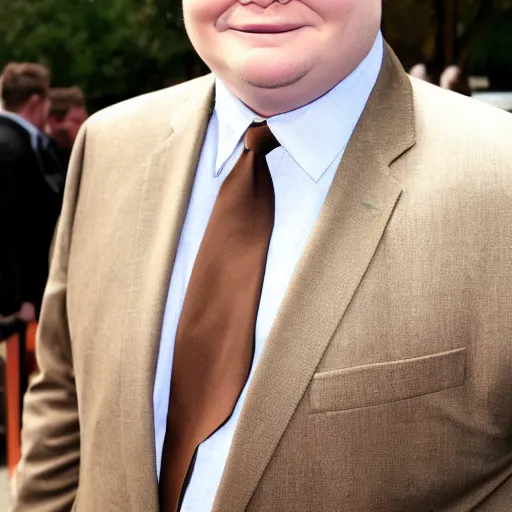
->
[440,65,472,96]
[0,63,64,322]
[409,62,432,83]
[11,1,512,511]
[47,87,88,168]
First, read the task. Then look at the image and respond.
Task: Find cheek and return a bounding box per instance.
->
[305,0,355,18]
[184,0,239,69]
[183,0,233,27]
[307,0,381,53]
[306,0,379,27]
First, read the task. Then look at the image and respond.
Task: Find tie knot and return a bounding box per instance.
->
[244,122,280,156]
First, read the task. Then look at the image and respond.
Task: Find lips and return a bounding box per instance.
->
[231,24,304,35]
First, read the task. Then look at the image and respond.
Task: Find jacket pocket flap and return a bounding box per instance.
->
[310,347,466,414]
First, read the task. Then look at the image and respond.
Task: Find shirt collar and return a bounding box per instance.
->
[0,109,41,151]
[214,31,384,183]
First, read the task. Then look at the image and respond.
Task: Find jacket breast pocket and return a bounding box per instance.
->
[309,347,466,414]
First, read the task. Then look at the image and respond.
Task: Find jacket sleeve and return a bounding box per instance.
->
[11,125,87,512]
[0,142,22,316]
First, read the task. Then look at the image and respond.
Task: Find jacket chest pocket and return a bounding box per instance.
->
[309,347,466,414]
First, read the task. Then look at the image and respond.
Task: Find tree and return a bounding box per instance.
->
[383,0,512,85]
[0,0,199,110]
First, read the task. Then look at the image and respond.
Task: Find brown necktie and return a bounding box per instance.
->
[159,122,280,511]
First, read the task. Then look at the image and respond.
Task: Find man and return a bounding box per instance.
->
[409,63,433,83]
[440,65,472,96]
[12,1,512,511]
[0,63,64,322]
[46,87,88,169]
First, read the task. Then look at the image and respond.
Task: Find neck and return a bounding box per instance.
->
[12,105,40,131]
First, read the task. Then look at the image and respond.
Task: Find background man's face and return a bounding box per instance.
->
[184,0,381,102]
[48,106,88,150]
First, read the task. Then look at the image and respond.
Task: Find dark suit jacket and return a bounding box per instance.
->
[0,115,64,317]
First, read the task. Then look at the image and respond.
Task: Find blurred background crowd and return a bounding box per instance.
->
[0,0,511,505]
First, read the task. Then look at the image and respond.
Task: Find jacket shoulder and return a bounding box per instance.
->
[410,78,512,153]
[0,117,32,148]
[85,74,215,131]
[0,118,35,165]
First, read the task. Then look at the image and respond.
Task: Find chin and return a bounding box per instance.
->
[233,58,309,90]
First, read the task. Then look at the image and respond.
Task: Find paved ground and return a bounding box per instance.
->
[0,466,11,509]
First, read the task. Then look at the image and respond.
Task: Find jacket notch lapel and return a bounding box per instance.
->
[119,77,215,511]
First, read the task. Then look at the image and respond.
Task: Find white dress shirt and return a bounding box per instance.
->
[154,32,384,512]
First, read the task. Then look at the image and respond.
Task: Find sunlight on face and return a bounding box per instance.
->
[183,0,381,115]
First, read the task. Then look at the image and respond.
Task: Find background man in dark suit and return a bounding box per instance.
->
[0,62,64,321]
[47,87,88,169]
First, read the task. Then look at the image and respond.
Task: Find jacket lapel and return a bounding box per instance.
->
[119,77,215,511]
[212,46,416,511]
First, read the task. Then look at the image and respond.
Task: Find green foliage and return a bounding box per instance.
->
[470,7,512,88]
[0,0,198,110]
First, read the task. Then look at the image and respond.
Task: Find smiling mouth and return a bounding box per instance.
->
[232,26,304,35]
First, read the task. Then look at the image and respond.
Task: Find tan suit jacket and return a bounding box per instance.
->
[11,47,512,511]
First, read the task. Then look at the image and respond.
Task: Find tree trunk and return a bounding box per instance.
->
[443,0,458,66]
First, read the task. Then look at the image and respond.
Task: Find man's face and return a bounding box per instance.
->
[183,0,381,114]
[64,106,88,146]
[48,106,88,150]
